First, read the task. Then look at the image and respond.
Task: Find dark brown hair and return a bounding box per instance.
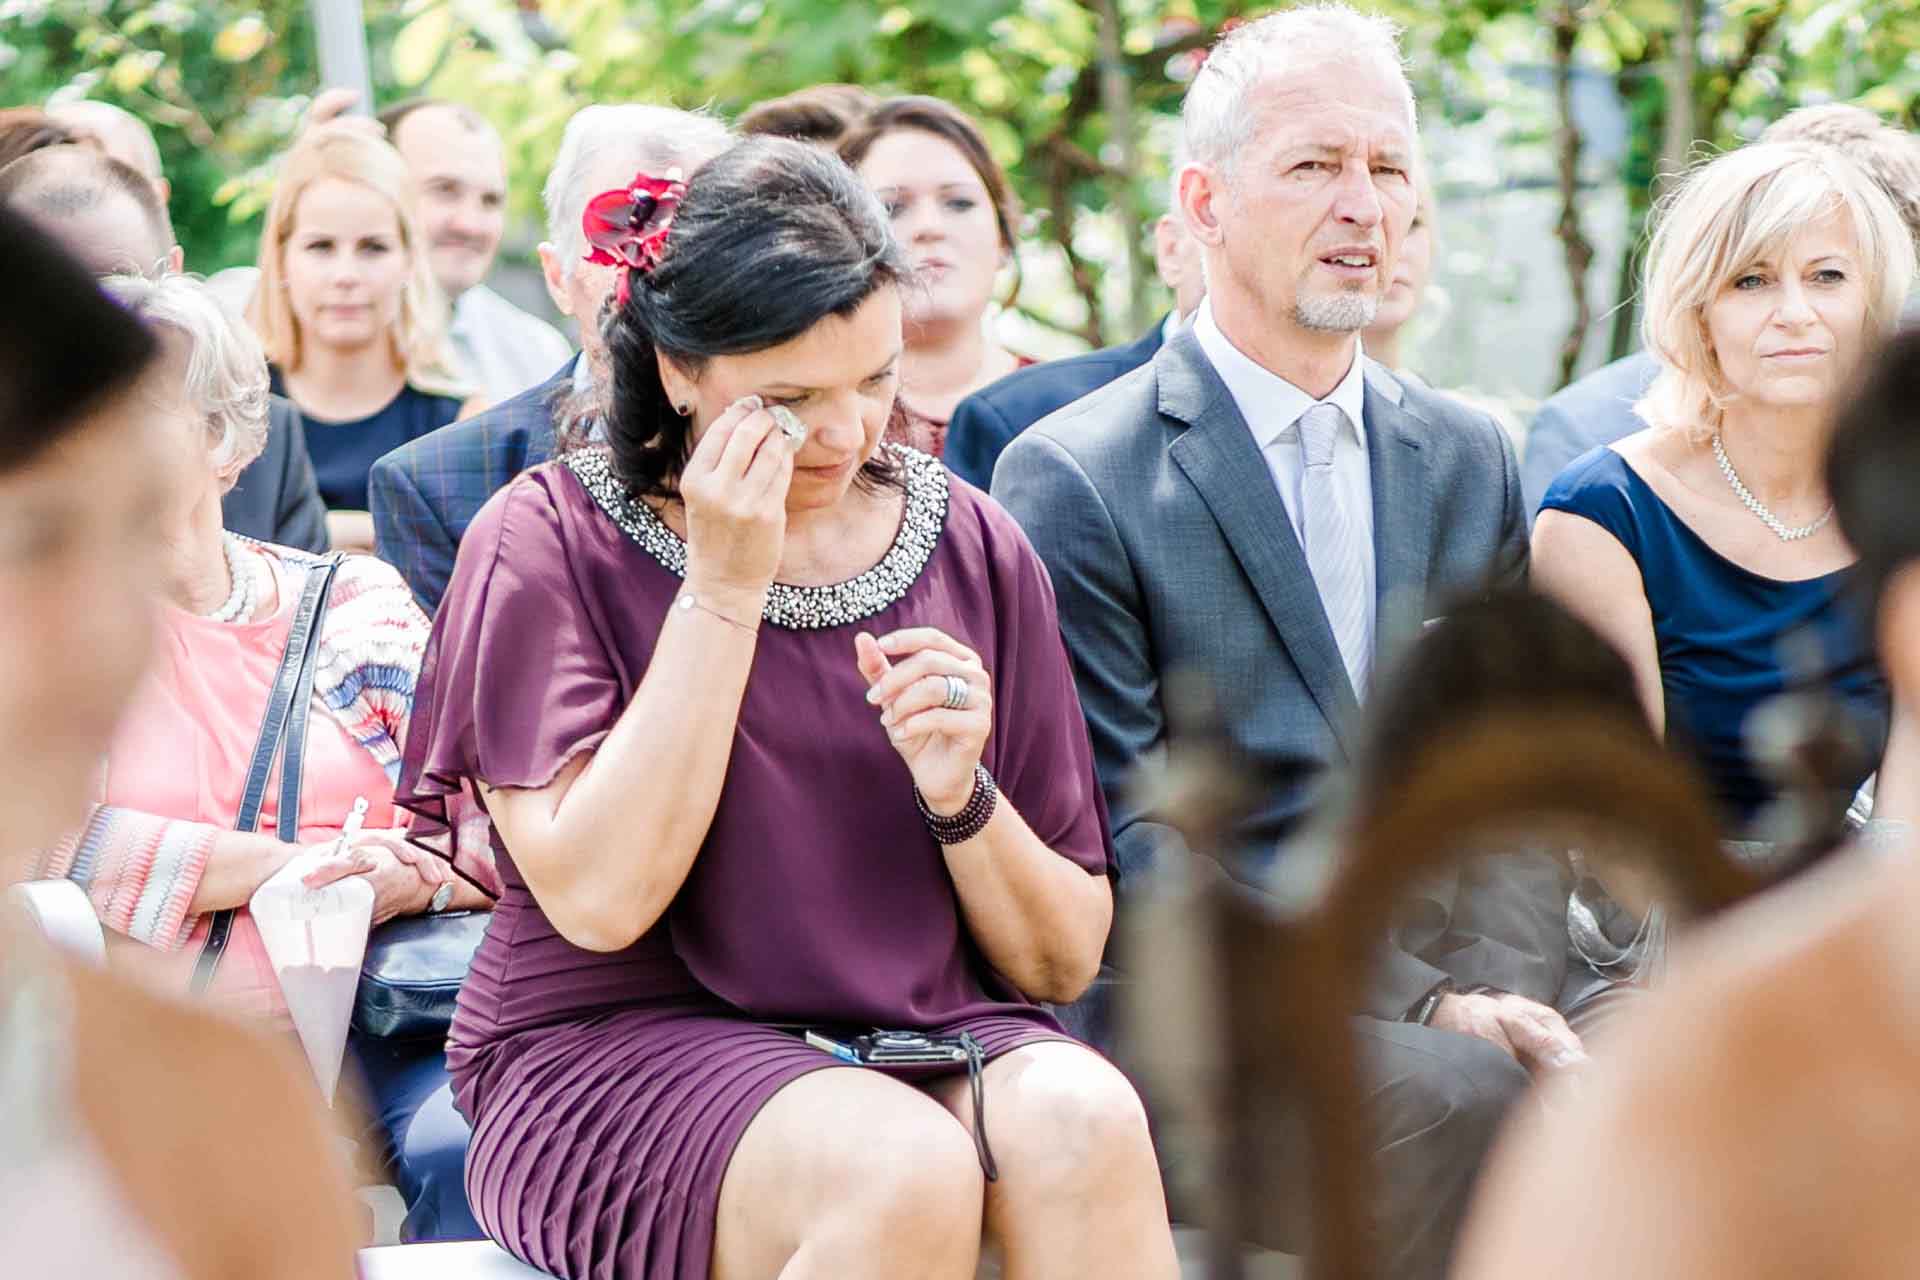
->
[601,136,912,501]
[0,204,158,471]
[1829,327,1920,620]
[838,95,1022,305]
[739,84,878,148]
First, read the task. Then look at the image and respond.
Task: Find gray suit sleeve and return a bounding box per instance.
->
[271,403,329,553]
[945,393,1016,492]
[992,432,1192,884]
[1491,423,1530,588]
[1519,400,1590,522]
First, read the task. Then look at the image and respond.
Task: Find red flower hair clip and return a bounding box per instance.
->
[582,167,688,306]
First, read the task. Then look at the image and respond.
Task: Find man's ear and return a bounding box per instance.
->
[537,243,572,318]
[1177,164,1228,248]
[166,244,185,276]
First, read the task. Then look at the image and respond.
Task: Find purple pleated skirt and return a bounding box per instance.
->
[452,1004,1067,1280]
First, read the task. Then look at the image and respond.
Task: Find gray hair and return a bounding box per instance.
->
[1181,3,1416,175]
[99,273,271,480]
[543,105,735,278]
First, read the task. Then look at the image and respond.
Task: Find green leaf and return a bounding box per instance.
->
[212,15,269,63]
[392,4,454,87]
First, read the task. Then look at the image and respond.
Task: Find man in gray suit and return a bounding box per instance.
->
[995,8,1583,1276]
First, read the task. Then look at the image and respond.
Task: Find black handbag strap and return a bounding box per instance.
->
[190,554,344,995]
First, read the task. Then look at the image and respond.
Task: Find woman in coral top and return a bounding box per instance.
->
[28,273,488,1243]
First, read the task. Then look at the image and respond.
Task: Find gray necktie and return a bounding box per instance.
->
[1298,402,1370,697]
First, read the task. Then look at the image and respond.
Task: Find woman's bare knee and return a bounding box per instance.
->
[714,1068,983,1279]
[979,1045,1157,1184]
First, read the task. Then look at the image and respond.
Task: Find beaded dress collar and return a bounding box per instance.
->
[564,444,949,631]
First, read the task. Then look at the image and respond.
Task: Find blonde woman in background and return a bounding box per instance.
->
[253,123,480,551]
[1532,142,1918,834]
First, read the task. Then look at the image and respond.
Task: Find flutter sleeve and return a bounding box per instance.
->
[394,470,624,851]
[976,497,1118,881]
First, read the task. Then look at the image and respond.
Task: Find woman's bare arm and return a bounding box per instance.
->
[481,399,796,953]
[1531,509,1664,734]
[481,590,762,952]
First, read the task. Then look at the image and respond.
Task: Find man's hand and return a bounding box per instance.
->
[1431,990,1590,1075]
[301,88,385,141]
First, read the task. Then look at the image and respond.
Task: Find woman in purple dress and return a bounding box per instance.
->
[396,137,1178,1279]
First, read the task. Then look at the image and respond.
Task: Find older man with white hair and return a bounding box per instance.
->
[995,6,1578,1276]
[368,104,734,613]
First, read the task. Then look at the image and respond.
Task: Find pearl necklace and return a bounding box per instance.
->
[202,533,258,624]
[1711,434,1833,543]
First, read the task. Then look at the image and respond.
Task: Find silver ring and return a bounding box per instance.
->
[942,674,970,710]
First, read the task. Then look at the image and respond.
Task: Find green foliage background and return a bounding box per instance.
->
[7,0,1920,383]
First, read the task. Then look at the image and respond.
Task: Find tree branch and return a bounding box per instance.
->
[1551,0,1597,389]
[1699,0,1789,133]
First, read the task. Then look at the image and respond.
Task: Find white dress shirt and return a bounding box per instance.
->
[450,284,575,405]
[1191,298,1377,674]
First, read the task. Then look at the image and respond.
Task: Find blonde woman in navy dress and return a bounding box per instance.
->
[398,137,1178,1279]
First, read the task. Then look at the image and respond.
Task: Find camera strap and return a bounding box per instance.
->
[961,1031,998,1183]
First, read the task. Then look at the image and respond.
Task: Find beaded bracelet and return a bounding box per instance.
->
[915,764,998,845]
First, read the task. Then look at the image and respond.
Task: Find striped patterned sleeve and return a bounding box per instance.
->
[313,553,432,782]
[31,805,216,950]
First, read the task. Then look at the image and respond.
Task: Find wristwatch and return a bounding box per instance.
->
[428,881,455,914]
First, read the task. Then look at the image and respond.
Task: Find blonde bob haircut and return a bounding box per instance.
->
[252,123,467,398]
[1637,140,1916,440]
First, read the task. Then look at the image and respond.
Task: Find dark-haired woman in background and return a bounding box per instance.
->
[840,96,1034,460]
[397,138,1176,1278]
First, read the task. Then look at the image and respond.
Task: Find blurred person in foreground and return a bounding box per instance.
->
[378,98,573,403]
[1521,103,1920,515]
[25,271,487,1242]
[253,123,478,552]
[0,204,358,1278]
[1455,324,1920,1279]
[395,135,1176,1279]
[1533,142,1918,834]
[947,189,1206,491]
[739,83,877,148]
[842,96,1036,459]
[993,8,1572,1276]
[369,104,733,614]
[0,142,329,552]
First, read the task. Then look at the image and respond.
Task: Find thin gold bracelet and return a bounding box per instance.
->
[673,591,760,635]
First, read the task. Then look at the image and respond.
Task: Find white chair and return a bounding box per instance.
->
[356,1241,553,1279]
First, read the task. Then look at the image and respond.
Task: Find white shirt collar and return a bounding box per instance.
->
[1161,308,1187,347]
[1192,297,1369,452]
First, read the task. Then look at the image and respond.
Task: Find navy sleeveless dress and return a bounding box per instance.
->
[1540,447,1888,829]
[269,368,463,511]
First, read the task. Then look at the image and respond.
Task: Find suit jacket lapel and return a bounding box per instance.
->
[1159,332,1362,752]
[1362,366,1436,665]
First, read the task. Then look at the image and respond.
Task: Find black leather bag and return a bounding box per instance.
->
[353,910,490,1041]
[190,555,343,994]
